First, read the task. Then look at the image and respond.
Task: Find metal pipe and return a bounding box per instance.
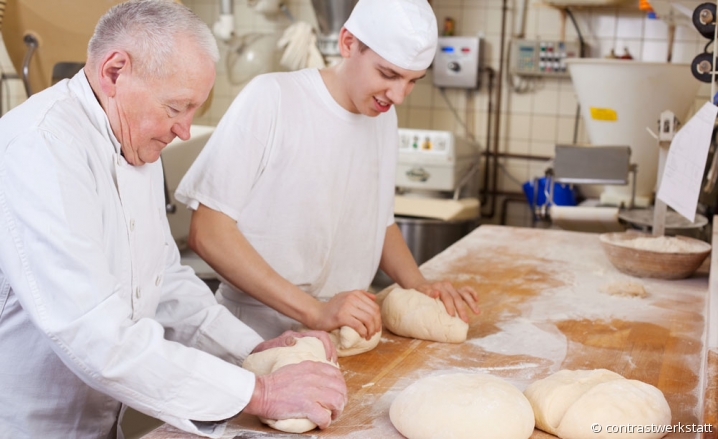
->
[219,0,233,15]
[480,67,494,208]
[482,151,551,161]
[21,33,38,97]
[482,0,508,219]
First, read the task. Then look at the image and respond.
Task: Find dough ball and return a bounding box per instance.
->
[381,287,468,343]
[328,326,381,357]
[524,369,671,439]
[242,337,338,433]
[389,373,535,439]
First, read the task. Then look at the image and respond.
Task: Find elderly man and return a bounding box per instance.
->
[0,1,345,438]
[176,0,480,341]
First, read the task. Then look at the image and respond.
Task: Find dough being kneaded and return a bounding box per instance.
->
[381,287,468,343]
[524,369,671,439]
[242,337,338,433]
[295,325,381,357]
[328,326,381,357]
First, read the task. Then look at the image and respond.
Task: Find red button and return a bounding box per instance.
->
[461,47,471,53]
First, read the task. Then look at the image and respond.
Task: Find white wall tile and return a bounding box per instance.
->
[504,113,532,140]
[432,108,458,132]
[408,83,434,108]
[588,13,617,39]
[462,6,487,36]
[643,17,668,39]
[641,40,669,62]
[536,7,562,39]
[556,115,578,144]
[529,140,555,157]
[558,88,579,116]
[407,108,433,129]
[506,139,530,155]
[486,7,506,36]
[531,87,559,115]
[498,162,530,192]
[530,115,557,141]
[615,15,643,39]
[508,90,533,113]
[395,105,409,128]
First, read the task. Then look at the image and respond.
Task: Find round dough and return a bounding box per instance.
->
[524,369,671,439]
[389,373,535,439]
[381,287,468,343]
[328,326,382,357]
[242,337,337,433]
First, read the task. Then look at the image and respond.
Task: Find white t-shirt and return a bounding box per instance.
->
[176,69,397,338]
[0,71,263,438]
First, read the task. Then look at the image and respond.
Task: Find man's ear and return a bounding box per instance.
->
[97,50,131,98]
[337,27,356,58]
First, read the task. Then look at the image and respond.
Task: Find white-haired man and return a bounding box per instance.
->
[0,1,345,438]
[176,0,480,341]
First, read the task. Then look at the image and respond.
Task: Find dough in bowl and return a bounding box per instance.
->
[524,369,671,439]
[381,287,468,343]
[242,337,337,433]
[390,373,535,439]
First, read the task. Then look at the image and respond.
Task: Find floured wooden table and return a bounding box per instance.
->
[144,225,714,439]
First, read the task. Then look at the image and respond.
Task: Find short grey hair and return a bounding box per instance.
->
[87,0,219,79]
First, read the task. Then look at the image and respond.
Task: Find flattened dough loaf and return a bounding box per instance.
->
[295,326,382,357]
[390,373,535,439]
[328,326,381,357]
[381,287,468,343]
[242,337,337,433]
[524,369,671,439]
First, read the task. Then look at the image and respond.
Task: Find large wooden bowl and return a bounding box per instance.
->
[599,232,711,279]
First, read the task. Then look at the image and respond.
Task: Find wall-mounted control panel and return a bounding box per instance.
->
[433,36,482,89]
[509,39,580,77]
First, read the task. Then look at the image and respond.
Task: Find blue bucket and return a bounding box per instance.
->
[522,177,576,209]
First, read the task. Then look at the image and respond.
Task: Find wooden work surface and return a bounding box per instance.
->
[145,225,713,439]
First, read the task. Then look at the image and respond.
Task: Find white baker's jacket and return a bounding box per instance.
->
[0,71,264,438]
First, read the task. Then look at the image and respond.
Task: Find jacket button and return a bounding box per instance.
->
[155,275,162,286]
[129,219,135,231]
[135,287,141,299]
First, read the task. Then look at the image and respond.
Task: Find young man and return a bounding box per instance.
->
[0,1,345,437]
[176,0,480,341]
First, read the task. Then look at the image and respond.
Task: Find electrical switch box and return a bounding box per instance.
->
[433,36,482,89]
[509,39,580,77]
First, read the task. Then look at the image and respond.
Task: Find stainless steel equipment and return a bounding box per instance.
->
[310,0,356,57]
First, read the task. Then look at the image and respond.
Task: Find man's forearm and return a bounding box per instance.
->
[378,223,427,289]
[188,204,320,326]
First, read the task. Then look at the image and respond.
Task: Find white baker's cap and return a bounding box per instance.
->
[343,0,438,71]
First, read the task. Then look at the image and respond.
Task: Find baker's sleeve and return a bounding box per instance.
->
[175,76,280,221]
[0,131,256,438]
[153,185,264,363]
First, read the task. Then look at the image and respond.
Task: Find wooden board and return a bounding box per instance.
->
[145,225,712,439]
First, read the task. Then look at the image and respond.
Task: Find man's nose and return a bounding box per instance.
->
[172,115,192,141]
[387,81,410,106]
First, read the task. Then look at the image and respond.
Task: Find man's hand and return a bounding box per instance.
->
[309,290,381,340]
[244,361,347,429]
[414,281,480,323]
[251,330,338,363]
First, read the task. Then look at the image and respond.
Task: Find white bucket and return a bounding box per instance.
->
[566,59,700,204]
